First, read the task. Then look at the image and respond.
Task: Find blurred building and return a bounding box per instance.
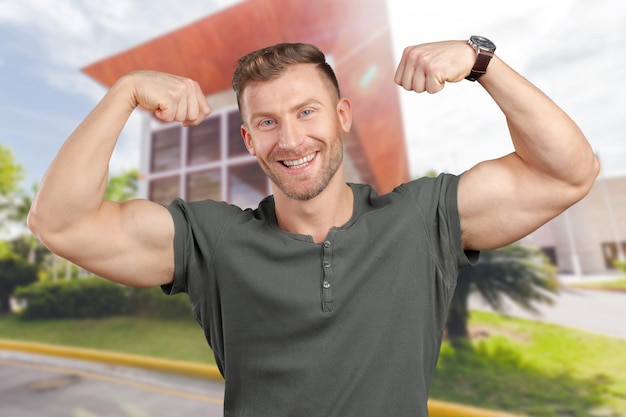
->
[82,0,409,207]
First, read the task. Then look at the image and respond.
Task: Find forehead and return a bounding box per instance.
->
[240,64,336,119]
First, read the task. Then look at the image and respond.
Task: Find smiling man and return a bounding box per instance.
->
[28,40,599,416]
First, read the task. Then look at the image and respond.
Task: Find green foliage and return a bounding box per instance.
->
[0,315,210,363]
[616,260,626,276]
[15,278,127,319]
[0,145,24,196]
[0,254,38,315]
[447,243,558,340]
[104,168,138,202]
[432,311,626,417]
[0,145,27,234]
[465,244,557,310]
[14,277,192,320]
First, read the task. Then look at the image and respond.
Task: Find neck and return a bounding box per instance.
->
[273,175,353,243]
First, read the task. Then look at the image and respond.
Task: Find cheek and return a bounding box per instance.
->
[248,135,275,157]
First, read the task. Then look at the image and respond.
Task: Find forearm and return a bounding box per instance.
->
[29,75,137,238]
[478,56,599,188]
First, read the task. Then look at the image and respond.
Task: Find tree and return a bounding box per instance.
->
[0,145,24,196]
[0,253,38,315]
[104,168,139,202]
[0,145,25,234]
[446,243,558,341]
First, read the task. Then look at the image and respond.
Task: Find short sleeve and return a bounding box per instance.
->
[161,198,239,295]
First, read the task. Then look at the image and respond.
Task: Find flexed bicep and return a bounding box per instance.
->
[53,198,176,288]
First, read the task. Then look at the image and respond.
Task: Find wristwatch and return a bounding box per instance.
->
[465,35,496,81]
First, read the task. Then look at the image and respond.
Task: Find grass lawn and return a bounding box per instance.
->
[1,311,625,417]
[0,314,215,364]
[431,311,626,417]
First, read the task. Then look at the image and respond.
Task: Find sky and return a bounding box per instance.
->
[1,0,625,190]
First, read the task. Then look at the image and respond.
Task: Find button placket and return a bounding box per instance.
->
[321,238,333,312]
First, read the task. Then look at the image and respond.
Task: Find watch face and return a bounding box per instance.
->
[470,35,496,52]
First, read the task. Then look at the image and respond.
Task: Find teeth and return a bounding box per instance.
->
[282,153,315,169]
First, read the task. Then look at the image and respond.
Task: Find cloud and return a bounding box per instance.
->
[388,0,626,177]
[0,0,242,179]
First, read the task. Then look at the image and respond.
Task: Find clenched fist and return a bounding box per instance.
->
[121,70,211,126]
[394,40,477,94]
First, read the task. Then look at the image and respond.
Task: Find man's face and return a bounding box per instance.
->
[240,64,352,201]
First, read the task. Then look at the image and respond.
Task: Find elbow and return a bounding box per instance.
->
[27,203,67,254]
[569,152,601,203]
[27,205,42,238]
[27,205,53,250]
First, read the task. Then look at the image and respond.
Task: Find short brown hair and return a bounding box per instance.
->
[232,43,340,111]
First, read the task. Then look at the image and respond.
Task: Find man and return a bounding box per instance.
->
[28,38,598,416]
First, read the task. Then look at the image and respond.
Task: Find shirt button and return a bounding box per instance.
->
[323,261,331,268]
[323,241,331,248]
[323,281,331,289]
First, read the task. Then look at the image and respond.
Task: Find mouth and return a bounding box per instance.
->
[281,152,317,170]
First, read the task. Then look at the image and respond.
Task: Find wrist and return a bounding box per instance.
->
[465,35,496,82]
[111,71,142,112]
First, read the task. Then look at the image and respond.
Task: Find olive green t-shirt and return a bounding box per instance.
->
[164,174,476,417]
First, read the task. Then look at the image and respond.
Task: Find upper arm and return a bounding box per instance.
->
[458,152,584,251]
[40,198,176,287]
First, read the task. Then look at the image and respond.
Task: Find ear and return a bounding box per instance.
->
[241,124,256,156]
[337,98,352,133]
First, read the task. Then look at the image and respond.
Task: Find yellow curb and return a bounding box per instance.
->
[1,339,528,417]
[428,399,527,417]
[0,339,223,381]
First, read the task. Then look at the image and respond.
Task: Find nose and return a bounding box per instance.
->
[278,119,304,150]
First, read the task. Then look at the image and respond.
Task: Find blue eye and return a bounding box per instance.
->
[301,109,313,117]
[260,119,275,127]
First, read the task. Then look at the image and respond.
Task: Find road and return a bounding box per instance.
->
[469,284,626,339]
[0,350,225,417]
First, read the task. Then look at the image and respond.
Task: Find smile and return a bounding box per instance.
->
[282,153,316,169]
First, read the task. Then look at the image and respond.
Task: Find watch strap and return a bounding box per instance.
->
[466,49,494,81]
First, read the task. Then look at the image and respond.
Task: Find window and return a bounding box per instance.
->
[188,117,221,166]
[187,169,221,202]
[150,126,181,173]
[228,163,268,209]
[601,242,626,269]
[147,108,268,208]
[228,111,248,157]
[149,176,180,205]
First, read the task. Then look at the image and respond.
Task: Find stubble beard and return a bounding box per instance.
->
[263,133,344,201]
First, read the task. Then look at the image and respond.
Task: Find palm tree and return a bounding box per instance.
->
[446,243,559,341]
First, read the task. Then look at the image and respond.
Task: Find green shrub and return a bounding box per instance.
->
[15,278,126,319]
[616,260,626,276]
[15,277,193,320]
